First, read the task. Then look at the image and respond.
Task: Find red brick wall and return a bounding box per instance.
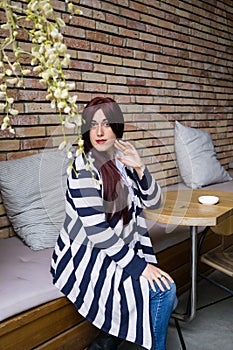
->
[0,0,233,237]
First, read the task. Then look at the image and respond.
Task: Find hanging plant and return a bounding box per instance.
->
[0,0,87,174]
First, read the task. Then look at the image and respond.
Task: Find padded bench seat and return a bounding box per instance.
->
[1,171,232,323]
[0,236,62,322]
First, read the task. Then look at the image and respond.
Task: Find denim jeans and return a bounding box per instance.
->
[143,281,177,350]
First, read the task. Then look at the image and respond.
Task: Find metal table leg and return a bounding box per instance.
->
[172,226,198,322]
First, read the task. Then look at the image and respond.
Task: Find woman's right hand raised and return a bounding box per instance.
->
[142,263,174,292]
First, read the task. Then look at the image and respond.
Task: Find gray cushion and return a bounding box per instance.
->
[0,151,69,250]
[0,236,62,321]
[174,121,232,189]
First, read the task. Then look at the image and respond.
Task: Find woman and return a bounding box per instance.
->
[51,97,176,350]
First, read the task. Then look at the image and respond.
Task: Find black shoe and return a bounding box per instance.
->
[87,331,123,350]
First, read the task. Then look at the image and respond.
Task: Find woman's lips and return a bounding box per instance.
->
[96,140,106,144]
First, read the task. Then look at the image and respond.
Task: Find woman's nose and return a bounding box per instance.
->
[97,123,104,136]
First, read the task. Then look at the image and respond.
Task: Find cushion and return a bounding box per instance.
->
[0,236,62,321]
[174,121,232,189]
[0,151,69,250]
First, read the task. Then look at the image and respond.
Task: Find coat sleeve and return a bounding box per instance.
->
[67,164,147,280]
[129,167,162,209]
[128,167,162,264]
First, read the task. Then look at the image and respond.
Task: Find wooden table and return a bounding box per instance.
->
[144,190,233,322]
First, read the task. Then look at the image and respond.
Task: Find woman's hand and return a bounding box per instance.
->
[142,263,174,292]
[114,140,145,179]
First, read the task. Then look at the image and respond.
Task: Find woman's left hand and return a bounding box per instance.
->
[142,264,174,292]
[115,140,145,178]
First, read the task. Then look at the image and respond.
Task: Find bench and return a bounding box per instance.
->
[0,152,232,350]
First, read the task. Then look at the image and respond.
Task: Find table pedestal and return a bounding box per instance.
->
[172,226,198,322]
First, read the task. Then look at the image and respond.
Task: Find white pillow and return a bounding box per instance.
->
[174,121,232,189]
[0,151,69,250]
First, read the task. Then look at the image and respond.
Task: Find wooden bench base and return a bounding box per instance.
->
[0,297,99,350]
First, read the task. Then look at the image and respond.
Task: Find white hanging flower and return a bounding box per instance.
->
[56,18,66,27]
[1,23,10,30]
[69,95,77,104]
[30,0,39,12]
[6,78,18,85]
[67,151,73,159]
[64,106,71,114]
[0,91,6,99]
[16,79,24,87]
[51,100,56,109]
[58,141,66,150]
[67,82,75,90]
[33,65,42,72]
[76,148,83,156]
[3,116,10,123]
[38,35,46,43]
[5,69,12,76]
[0,84,6,91]
[1,123,7,130]
[65,120,75,128]
[7,97,14,104]
[55,43,66,54]
[68,3,73,11]
[78,138,84,148]
[44,3,53,14]
[94,179,101,190]
[46,93,52,100]
[57,101,66,109]
[50,28,59,38]
[60,89,69,99]
[9,127,15,134]
[0,0,92,177]
[31,47,40,57]
[54,88,62,99]
[22,69,31,75]
[66,165,72,176]
[61,55,70,67]
[57,81,66,88]
[9,108,19,116]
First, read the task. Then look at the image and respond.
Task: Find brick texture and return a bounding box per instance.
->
[0,0,233,237]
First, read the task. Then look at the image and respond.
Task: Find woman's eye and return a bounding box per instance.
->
[91,122,98,128]
[90,121,110,128]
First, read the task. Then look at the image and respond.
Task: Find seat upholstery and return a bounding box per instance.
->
[0,236,62,321]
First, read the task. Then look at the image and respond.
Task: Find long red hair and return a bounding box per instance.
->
[81,97,129,225]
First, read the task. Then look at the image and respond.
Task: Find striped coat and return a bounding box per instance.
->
[51,153,162,349]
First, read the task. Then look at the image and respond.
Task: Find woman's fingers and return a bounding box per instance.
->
[115,140,135,153]
[142,264,174,292]
[115,140,144,170]
[114,140,129,153]
[161,271,174,284]
[114,139,127,152]
[149,279,156,292]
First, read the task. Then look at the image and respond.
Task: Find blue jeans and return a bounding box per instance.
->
[144,281,177,350]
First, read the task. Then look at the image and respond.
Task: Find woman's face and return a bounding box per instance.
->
[89,109,116,157]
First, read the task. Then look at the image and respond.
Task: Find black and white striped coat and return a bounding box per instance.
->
[51,153,162,349]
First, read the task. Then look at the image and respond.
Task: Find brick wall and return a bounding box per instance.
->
[0,0,233,238]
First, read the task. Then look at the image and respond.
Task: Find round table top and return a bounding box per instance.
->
[144,189,233,227]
